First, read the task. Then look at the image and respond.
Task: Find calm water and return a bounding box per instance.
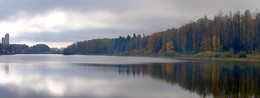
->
[0,54,259,98]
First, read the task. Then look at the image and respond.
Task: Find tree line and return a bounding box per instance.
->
[0,44,51,54]
[63,10,260,55]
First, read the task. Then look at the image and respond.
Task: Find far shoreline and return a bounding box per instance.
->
[3,53,260,63]
[62,53,260,63]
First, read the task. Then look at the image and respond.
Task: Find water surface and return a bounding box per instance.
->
[0,54,259,98]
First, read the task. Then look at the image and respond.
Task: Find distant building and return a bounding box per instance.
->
[2,38,5,44]
[5,34,9,44]
[2,33,9,45]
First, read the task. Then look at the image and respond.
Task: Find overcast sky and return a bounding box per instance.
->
[0,0,260,48]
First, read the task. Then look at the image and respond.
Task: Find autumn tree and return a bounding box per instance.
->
[212,14,222,52]
[256,13,260,54]
[166,40,174,52]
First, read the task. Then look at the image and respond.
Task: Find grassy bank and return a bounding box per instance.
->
[64,50,260,62]
[114,51,260,62]
[168,51,260,62]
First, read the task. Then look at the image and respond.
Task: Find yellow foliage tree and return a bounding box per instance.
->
[212,34,220,52]
[166,40,174,52]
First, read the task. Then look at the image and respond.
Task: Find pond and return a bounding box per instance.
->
[0,54,259,98]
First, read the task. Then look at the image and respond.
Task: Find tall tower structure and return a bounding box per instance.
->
[2,33,9,45]
[5,34,9,45]
[2,37,5,44]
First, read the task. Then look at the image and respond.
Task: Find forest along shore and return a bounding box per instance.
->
[62,10,260,62]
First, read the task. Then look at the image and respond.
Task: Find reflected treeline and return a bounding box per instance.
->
[0,63,9,74]
[146,62,260,98]
[4,64,9,74]
[79,62,260,98]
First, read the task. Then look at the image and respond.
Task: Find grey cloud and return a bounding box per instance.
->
[12,17,185,43]
[0,0,133,20]
[1,0,259,23]
[12,28,150,43]
[1,0,260,19]
[1,0,260,47]
[11,16,186,43]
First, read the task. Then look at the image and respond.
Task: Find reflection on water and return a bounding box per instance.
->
[4,64,9,74]
[0,55,259,98]
[78,62,260,98]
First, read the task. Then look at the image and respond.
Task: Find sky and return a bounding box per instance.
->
[0,0,260,48]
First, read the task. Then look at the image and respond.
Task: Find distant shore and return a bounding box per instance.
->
[1,52,259,63]
[105,51,260,63]
[0,53,15,55]
[168,56,260,63]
